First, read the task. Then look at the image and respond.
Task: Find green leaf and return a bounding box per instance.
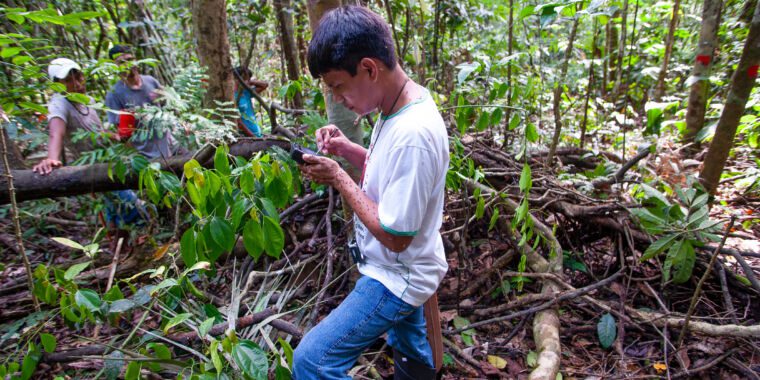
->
[124,361,141,380]
[180,228,197,267]
[488,208,500,231]
[525,123,538,142]
[231,198,251,231]
[278,338,294,368]
[104,351,124,380]
[211,339,223,373]
[240,169,255,194]
[243,219,265,261]
[52,237,85,251]
[214,145,231,176]
[1,47,21,58]
[209,217,234,252]
[641,234,679,261]
[475,196,485,219]
[108,299,136,313]
[266,177,289,208]
[74,289,102,312]
[670,240,695,284]
[456,62,481,84]
[199,317,215,338]
[526,350,538,367]
[40,333,56,353]
[519,163,532,192]
[65,93,90,105]
[64,261,91,280]
[20,344,40,380]
[233,340,269,380]
[262,216,284,259]
[475,112,489,131]
[597,313,616,349]
[163,313,192,334]
[509,114,521,130]
[12,55,32,65]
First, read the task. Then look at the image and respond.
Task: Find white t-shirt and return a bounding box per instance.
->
[354,89,449,307]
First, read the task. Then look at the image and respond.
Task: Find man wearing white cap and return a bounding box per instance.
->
[33,58,105,174]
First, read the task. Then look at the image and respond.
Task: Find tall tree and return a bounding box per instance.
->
[682,0,723,149]
[654,0,682,100]
[613,0,629,100]
[274,0,304,108]
[699,1,760,194]
[191,0,235,107]
[547,14,580,163]
[305,0,362,145]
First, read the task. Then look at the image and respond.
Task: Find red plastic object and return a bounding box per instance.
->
[118,111,136,139]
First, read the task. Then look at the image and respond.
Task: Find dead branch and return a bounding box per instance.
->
[167,308,302,346]
[0,138,290,204]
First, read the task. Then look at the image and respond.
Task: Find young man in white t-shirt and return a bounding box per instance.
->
[293,6,449,379]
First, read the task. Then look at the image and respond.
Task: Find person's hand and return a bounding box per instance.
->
[315,125,350,156]
[32,158,62,175]
[299,154,345,187]
[250,79,268,92]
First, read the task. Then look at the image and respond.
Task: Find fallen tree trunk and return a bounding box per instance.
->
[0,138,291,204]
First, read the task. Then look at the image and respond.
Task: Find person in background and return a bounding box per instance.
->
[33,58,108,174]
[233,66,269,137]
[105,45,177,159]
[34,58,145,248]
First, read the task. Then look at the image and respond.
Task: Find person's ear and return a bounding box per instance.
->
[360,58,379,81]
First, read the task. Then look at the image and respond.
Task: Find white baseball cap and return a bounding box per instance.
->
[48,58,81,80]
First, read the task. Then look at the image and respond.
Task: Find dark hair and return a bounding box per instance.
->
[233,66,252,78]
[108,45,132,60]
[307,6,397,78]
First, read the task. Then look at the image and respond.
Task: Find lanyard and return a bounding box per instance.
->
[360,79,410,187]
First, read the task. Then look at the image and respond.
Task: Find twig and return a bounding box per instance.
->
[167,308,301,345]
[725,245,760,295]
[442,338,482,374]
[445,271,623,335]
[672,348,735,379]
[592,144,651,188]
[0,118,39,311]
[725,357,760,380]
[95,237,123,339]
[307,188,335,329]
[279,192,322,221]
[715,260,739,324]
[677,216,735,347]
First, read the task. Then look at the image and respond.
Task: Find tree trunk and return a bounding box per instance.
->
[305,0,362,145]
[274,0,304,108]
[580,22,598,149]
[0,139,290,204]
[654,0,682,100]
[191,0,235,107]
[699,2,760,194]
[0,127,25,172]
[547,15,580,164]
[503,0,514,148]
[613,0,628,101]
[682,0,723,150]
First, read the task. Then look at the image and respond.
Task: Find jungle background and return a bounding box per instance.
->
[0,0,759,378]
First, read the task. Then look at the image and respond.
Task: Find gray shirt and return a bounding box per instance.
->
[48,93,103,159]
[106,75,174,159]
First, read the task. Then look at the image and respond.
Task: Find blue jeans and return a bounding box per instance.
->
[293,276,433,379]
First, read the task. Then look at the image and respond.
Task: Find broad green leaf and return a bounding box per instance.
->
[163,313,192,334]
[75,289,102,312]
[475,112,489,131]
[671,240,695,284]
[243,219,265,261]
[519,163,532,192]
[183,159,201,180]
[488,208,500,231]
[266,177,289,208]
[456,62,481,84]
[526,350,538,367]
[40,333,56,353]
[214,145,231,176]
[108,299,136,313]
[150,278,178,295]
[211,339,223,373]
[199,317,215,338]
[525,123,538,142]
[124,361,141,380]
[209,217,234,252]
[104,351,124,380]
[262,216,284,259]
[64,261,91,280]
[1,47,21,58]
[20,344,40,380]
[240,169,255,194]
[233,340,269,380]
[180,228,197,267]
[641,234,679,261]
[52,237,85,251]
[597,313,616,349]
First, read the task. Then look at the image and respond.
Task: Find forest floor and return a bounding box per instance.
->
[1,133,759,379]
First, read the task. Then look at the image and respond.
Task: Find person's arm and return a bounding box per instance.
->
[105,92,120,126]
[300,155,413,252]
[32,118,66,175]
[248,79,268,93]
[315,125,367,170]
